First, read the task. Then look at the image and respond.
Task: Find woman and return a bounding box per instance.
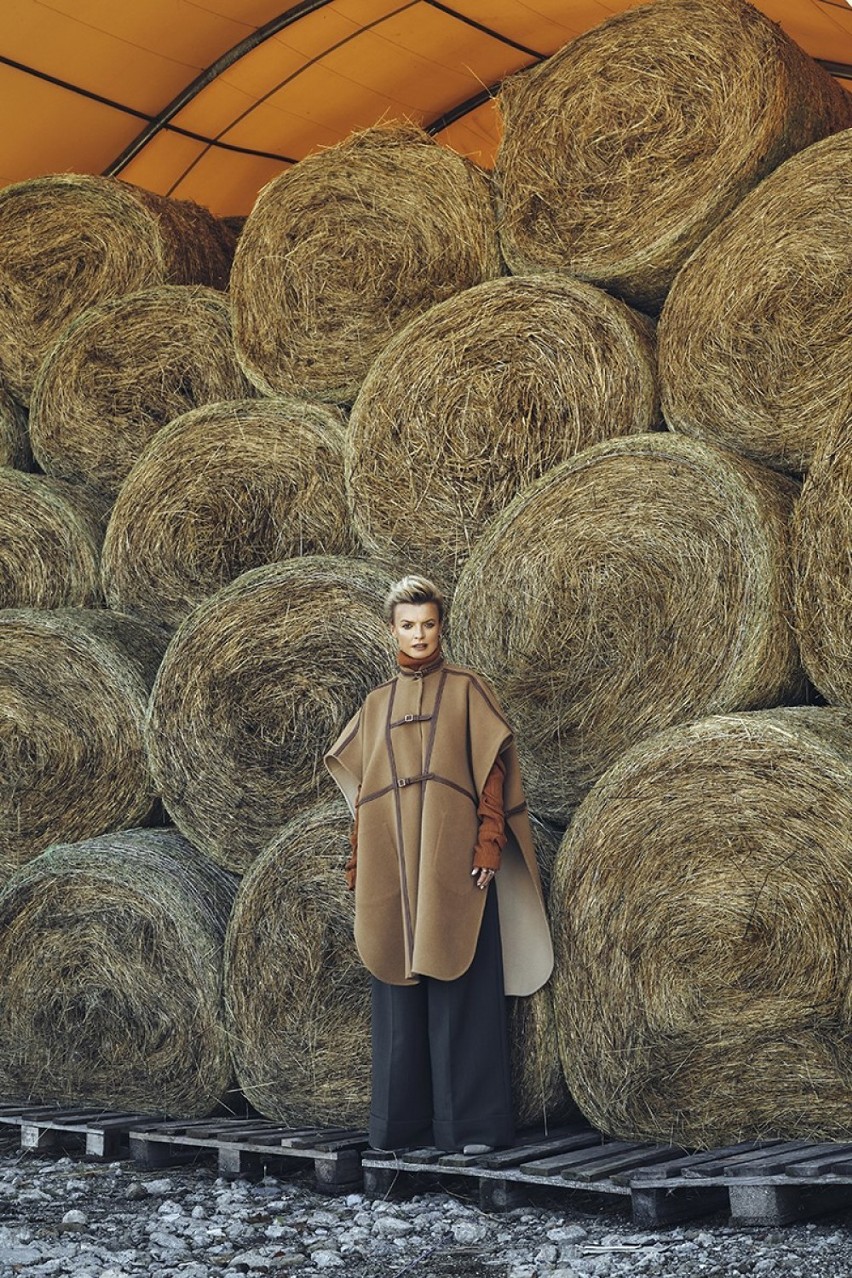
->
[325,575,552,1153]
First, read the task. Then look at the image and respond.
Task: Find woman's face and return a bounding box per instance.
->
[389,602,442,660]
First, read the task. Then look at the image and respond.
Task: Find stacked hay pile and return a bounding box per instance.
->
[0,470,106,609]
[0,0,850,1138]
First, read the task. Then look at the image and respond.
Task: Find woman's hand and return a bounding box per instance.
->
[472,866,495,890]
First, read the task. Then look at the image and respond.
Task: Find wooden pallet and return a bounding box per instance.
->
[126,1119,368,1192]
[362,1127,852,1227]
[0,1103,162,1158]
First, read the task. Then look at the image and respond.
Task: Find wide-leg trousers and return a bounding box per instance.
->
[368,886,515,1152]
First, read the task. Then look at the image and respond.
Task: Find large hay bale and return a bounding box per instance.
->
[549,707,852,1147]
[101,398,356,629]
[659,129,852,474]
[0,609,166,879]
[347,274,660,587]
[0,174,235,404]
[451,433,803,823]
[0,827,237,1116]
[146,556,397,874]
[0,384,31,470]
[225,798,370,1127]
[494,0,852,313]
[0,469,107,609]
[793,415,852,706]
[230,124,503,404]
[29,286,255,498]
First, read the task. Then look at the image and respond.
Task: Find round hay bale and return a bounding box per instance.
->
[0,609,166,879]
[0,384,32,470]
[659,128,852,474]
[230,123,503,404]
[0,469,107,609]
[450,433,804,823]
[508,814,578,1130]
[146,556,397,874]
[793,414,852,706]
[225,797,369,1126]
[494,0,852,313]
[0,827,237,1116]
[347,274,660,587]
[101,398,356,629]
[549,706,852,1147]
[29,286,255,498]
[0,174,235,404]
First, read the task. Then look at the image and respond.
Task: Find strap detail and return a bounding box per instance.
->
[389,713,433,726]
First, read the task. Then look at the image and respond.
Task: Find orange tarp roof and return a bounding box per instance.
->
[1,0,850,215]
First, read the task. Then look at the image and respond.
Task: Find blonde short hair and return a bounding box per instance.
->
[383,575,444,623]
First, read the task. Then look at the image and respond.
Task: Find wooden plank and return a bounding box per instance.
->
[483,1131,606,1170]
[681,1141,809,1178]
[619,1142,767,1184]
[569,1145,681,1183]
[787,1149,852,1179]
[522,1140,637,1179]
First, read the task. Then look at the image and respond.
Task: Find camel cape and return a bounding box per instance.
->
[325,658,553,995]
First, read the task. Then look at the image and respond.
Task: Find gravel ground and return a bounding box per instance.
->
[4,1134,852,1277]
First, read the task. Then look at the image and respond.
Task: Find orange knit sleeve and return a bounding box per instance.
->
[344,791,359,891]
[472,754,507,872]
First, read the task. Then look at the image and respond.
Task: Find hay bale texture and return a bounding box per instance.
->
[347,274,660,587]
[101,398,356,629]
[0,609,166,880]
[793,415,852,706]
[0,469,107,609]
[230,124,503,404]
[549,707,852,1147]
[494,0,852,312]
[146,556,397,874]
[29,286,255,498]
[0,827,238,1116]
[0,174,235,404]
[451,433,804,823]
[659,128,852,474]
[225,797,370,1126]
[0,384,31,470]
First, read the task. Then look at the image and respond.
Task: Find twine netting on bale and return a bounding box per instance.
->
[29,286,255,498]
[0,827,238,1116]
[0,174,236,404]
[347,274,660,588]
[508,814,578,1130]
[225,798,370,1127]
[146,556,397,874]
[0,609,166,880]
[793,415,852,706]
[0,469,107,609]
[102,398,356,629]
[659,128,852,475]
[451,433,804,824]
[230,124,503,404]
[0,384,31,470]
[549,706,852,1148]
[494,0,852,313]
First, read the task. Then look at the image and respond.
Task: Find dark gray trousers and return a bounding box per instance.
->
[368,886,515,1152]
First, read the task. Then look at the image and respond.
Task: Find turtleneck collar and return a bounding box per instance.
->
[397,646,445,677]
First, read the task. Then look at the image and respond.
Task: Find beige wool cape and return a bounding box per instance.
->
[325,657,553,995]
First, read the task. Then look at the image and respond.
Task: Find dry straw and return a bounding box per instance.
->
[146,555,398,874]
[29,286,254,498]
[659,128,852,474]
[451,433,804,823]
[230,124,503,404]
[347,274,660,588]
[0,827,238,1116]
[0,384,31,470]
[494,0,852,313]
[0,174,235,404]
[793,414,852,706]
[0,469,107,609]
[225,798,370,1127]
[549,707,852,1147]
[0,609,167,881]
[101,398,357,629]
